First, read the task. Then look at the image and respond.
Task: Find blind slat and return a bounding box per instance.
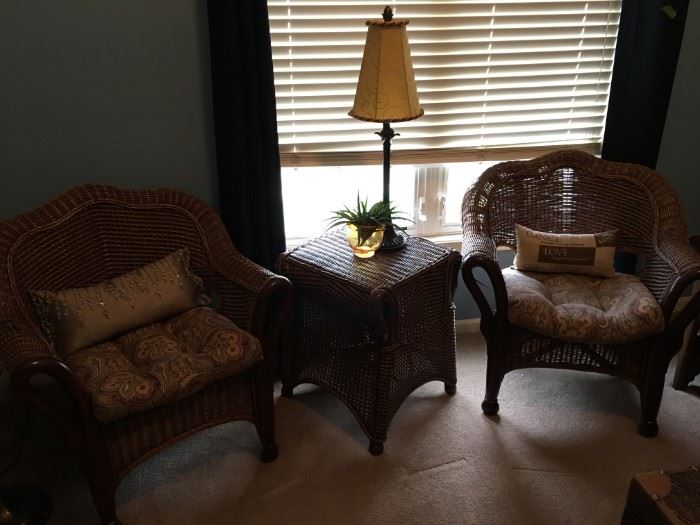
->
[274,64,613,85]
[278,107,608,131]
[279,118,606,145]
[275,72,612,97]
[273,48,616,72]
[276,97,609,122]
[275,87,611,110]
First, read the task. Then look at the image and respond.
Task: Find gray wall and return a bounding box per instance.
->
[657,0,700,234]
[0,1,218,219]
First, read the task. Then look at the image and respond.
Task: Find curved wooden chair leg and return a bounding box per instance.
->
[369,440,384,455]
[672,318,699,390]
[253,364,278,463]
[639,341,672,438]
[259,440,279,463]
[281,385,294,398]
[482,339,505,416]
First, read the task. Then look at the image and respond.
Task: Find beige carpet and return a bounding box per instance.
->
[2,333,699,524]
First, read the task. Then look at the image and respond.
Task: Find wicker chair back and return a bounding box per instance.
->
[0,185,236,331]
[462,150,687,298]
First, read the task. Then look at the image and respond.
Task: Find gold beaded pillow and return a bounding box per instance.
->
[514,224,617,278]
[30,248,208,357]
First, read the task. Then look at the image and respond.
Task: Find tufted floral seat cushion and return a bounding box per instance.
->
[65,307,262,422]
[503,268,665,344]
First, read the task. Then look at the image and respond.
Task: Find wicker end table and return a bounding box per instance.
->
[621,467,700,524]
[277,229,461,455]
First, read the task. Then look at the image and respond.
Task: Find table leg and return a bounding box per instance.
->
[369,440,384,456]
[281,385,294,398]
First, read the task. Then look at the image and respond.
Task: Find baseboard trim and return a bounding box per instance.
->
[455,317,481,334]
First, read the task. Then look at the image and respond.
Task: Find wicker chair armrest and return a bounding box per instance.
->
[658,237,700,345]
[10,357,98,438]
[462,231,498,263]
[657,238,700,277]
[249,275,292,368]
[210,250,280,298]
[666,286,700,345]
[208,248,292,368]
[461,251,508,334]
[657,239,700,317]
[207,247,289,331]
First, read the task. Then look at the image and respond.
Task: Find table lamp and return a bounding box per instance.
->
[349,5,424,250]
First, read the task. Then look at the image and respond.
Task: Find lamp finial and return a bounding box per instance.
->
[382,6,393,22]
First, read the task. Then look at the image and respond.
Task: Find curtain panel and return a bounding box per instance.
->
[207,0,286,270]
[603,0,689,168]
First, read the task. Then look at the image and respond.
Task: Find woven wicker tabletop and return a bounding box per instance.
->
[284,228,453,289]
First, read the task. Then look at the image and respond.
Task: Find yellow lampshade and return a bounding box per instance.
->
[349,11,424,123]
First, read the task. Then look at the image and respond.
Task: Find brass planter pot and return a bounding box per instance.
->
[346,224,385,258]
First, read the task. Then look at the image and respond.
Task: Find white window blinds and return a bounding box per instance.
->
[268,0,622,167]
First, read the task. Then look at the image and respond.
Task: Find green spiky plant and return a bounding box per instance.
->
[327,194,413,245]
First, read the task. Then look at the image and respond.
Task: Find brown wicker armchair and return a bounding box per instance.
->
[672,235,700,390]
[0,185,291,525]
[461,150,700,437]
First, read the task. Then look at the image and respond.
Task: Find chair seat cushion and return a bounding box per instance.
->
[65,307,262,422]
[503,268,664,344]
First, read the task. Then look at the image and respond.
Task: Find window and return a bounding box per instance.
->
[269,1,622,243]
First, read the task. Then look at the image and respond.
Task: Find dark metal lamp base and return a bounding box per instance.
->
[379,225,407,251]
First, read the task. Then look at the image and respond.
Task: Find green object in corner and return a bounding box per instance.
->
[662,4,678,19]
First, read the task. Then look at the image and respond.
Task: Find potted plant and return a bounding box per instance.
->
[328,195,412,258]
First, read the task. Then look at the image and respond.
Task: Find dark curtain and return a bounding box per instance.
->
[602,0,689,168]
[207,0,286,270]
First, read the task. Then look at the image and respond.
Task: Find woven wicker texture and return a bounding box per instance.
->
[461,150,700,435]
[665,468,700,524]
[507,328,649,386]
[105,371,256,477]
[623,468,700,525]
[278,230,461,449]
[672,235,700,391]
[462,150,699,299]
[0,184,288,523]
[0,186,278,369]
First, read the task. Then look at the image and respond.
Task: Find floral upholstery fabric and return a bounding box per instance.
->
[503,268,664,344]
[65,307,262,422]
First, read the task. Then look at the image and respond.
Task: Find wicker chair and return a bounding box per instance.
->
[0,185,291,525]
[461,150,700,437]
[672,235,700,390]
